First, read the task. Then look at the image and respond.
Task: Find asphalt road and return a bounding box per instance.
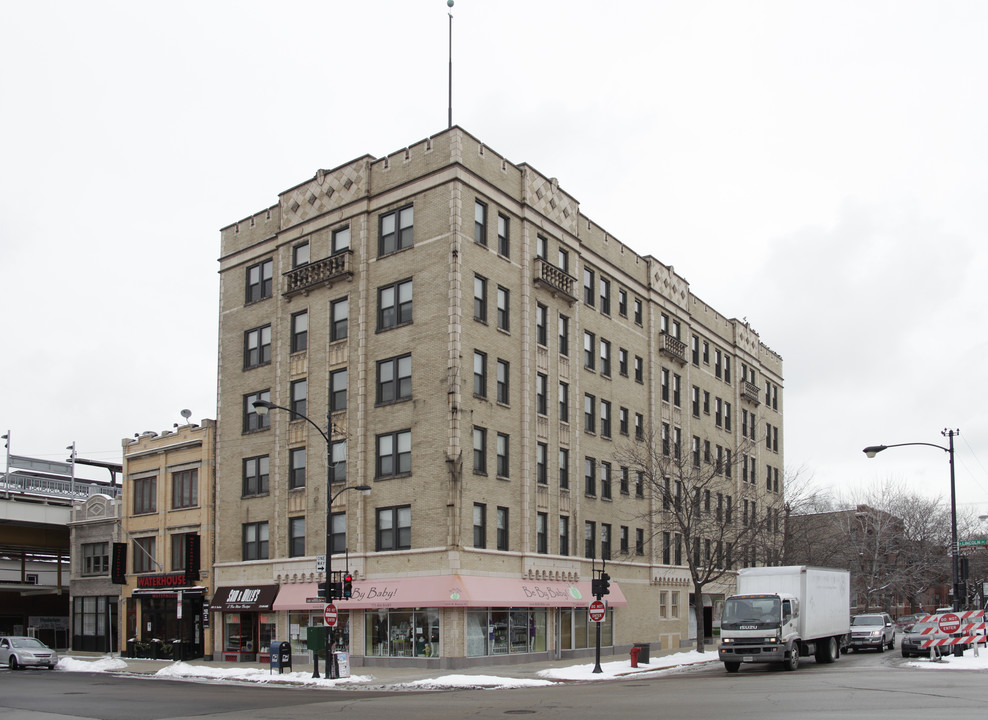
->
[2,648,984,720]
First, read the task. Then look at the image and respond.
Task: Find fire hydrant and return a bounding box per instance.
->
[630,646,641,668]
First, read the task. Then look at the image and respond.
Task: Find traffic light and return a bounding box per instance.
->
[317,581,328,600]
[343,574,353,599]
[331,582,343,600]
[600,572,611,596]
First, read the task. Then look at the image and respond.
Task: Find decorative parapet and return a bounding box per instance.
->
[283,251,353,298]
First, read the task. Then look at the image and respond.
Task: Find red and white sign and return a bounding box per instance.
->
[324,603,338,627]
[938,613,962,634]
[589,600,606,622]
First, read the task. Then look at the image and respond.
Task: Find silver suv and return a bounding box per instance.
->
[850,612,895,652]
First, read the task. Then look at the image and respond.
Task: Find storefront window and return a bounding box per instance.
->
[558,608,613,651]
[365,608,440,658]
[258,614,275,655]
[288,611,320,656]
[314,613,350,653]
[466,608,547,657]
[224,613,242,652]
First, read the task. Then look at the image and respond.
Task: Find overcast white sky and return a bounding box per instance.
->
[2,1,986,516]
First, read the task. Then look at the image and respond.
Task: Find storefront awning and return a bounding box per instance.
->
[272,575,627,610]
[211,585,279,612]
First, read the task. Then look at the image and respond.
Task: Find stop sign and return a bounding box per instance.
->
[589,600,606,622]
[324,603,338,627]
[938,612,961,634]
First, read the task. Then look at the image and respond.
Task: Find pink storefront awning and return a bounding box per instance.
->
[273,575,627,611]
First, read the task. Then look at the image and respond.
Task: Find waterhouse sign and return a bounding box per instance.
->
[137,574,192,589]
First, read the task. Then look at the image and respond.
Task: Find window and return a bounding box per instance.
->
[171,534,189,571]
[497,213,510,257]
[291,378,308,417]
[600,400,611,439]
[536,372,547,415]
[330,440,347,484]
[289,447,306,489]
[559,448,570,489]
[332,225,351,254]
[601,461,612,499]
[329,370,346,412]
[558,247,569,273]
[633,297,643,325]
[583,267,595,306]
[601,523,612,560]
[662,423,670,456]
[243,455,269,496]
[378,278,413,329]
[496,286,510,331]
[376,505,411,551]
[620,466,629,495]
[379,205,414,255]
[245,259,273,303]
[172,468,197,509]
[674,533,683,565]
[244,390,271,432]
[618,289,628,317]
[619,347,628,376]
[289,517,305,558]
[673,427,682,459]
[725,402,732,431]
[673,373,681,407]
[133,537,156,574]
[559,382,569,422]
[293,241,310,267]
[661,368,670,402]
[473,503,487,548]
[497,507,509,551]
[537,513,548,554]
[473,350,487,398]
[662,532,671,564]
[558,314,569,356]
[584,456,597,496]
[536,442,548,484]
[82,542,109,575]
[473,426,487,473]
[133,476,156,514]
[291,311,308,353]
[584,331,595,370]
[331,298,349,341]
[715,349,723,379]
[692,386,700,417]
[244,325,271,369]
[496,359,510,404]
[377,354,412,404]
[536,234,548,259]
[635,413,644,441]
[496,433,510,477]
[474,200,487,245]
[635,528,644,556]
[536,303,548,346]
[600,339,611,376]
[584,393,596,434]
[636,471,644,498]
[703,390,711,415]
[599,277,611,314]
[619,407,629,435]
[376,430,411,478]
[584,521,596,559]
[693,436,701,467]
[243,521,269,561]
[330,512,346,554]
[474,275,488,322]
[691,335,700,365]
[634,356,644,383]
[559,516,570,556]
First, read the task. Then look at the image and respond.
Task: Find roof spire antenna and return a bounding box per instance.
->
[447,0,454,128]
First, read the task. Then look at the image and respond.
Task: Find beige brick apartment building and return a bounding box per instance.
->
[213,126,784,669]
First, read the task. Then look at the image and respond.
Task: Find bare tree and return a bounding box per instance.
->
[776,465,835,566]
[617,427,775,653]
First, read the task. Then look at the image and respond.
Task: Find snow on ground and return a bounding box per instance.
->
[904,648,988,671]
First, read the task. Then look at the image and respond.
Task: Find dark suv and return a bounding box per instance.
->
[850,613,895,651]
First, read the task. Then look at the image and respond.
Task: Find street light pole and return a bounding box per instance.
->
[863,429,961,611]
[252,400,370,678]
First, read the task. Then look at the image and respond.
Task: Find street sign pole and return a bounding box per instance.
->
[589,599,606,674]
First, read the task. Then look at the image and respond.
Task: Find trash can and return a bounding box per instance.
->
[270,640,293,674]
[633,643,650,664]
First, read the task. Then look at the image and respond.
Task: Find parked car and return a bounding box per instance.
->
[849,613,895,651]
[0,636,58,669]
[895,613,924,633]
[900,631,930,658]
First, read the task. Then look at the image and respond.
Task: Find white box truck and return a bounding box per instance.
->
[718,565,850,672]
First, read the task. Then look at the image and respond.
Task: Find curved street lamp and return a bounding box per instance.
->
[862,429,960,611]
[252,400,370,677]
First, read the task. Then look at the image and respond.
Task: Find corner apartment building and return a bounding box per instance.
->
[119,419,216,660]
[214,127,784,668]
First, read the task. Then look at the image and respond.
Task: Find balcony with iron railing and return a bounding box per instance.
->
[658,333,687,365]
[284,251,353,298]
[741,380,761,405]
[533,257,576,304]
